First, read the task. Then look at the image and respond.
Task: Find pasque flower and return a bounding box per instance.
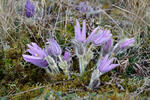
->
[47,38,62,56]
[88,54,119,89]
[98,54,119,73]
[74,19,98,56]
[76,1,91,13]
[119,38,134,48]
[74,19,98,75]
[23,43,48,68]
[112,38,135,55]
[92,29,112,46]
[74,19,99,44]
[25,0,35,18]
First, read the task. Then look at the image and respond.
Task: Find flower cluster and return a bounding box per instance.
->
[25,0,35,18]
[73,20,113,74]
[23,19,135,89]
[23,38,70,78]
[73,20,134,89]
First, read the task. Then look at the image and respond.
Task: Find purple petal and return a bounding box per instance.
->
[31,42,42,50]
[23,55,48,68]
[75,20,87,42]
[27,43,46,58]
[31,43,46,57]
[98,54,109,70]
[47,38,62,56]
[74,26,79,41]
[86,27,99,43]
[27,49,35,55]
[92,29,112,46]
[119,38,134,48]
[103,58,115,68]
[81,20,86,42]
[27,44,33,50]
[94,35,111,45]
[25,0,35,18]
[75,19,81,41]
[27,44,39,56]
[102,64,119,73]
[93,29,105,41]
[104,39,113,51]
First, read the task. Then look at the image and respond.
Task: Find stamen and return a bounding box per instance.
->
[35,54,39,57]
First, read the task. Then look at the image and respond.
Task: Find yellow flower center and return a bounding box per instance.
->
[35,54,39,57]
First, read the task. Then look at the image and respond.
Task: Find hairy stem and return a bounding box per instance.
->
[79,55,85,75]
[88,69,102,89]
[45,67,51,74]
[45,56,60,74]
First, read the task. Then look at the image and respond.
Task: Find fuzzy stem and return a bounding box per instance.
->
[53,64,60,74]
[66,62,71,79]
[88,69,102,89]
[45,67,51,74]
[45,57,54,74]
[58,55,63,62]
[45,56,60,74]
[79,55,85,75]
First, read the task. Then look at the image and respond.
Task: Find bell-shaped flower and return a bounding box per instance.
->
[119,38,134,48]
[74,19,99,44]
[47,38,62,56]
[63,51,71,62]
[23,43,48,68]
[25,0,35,18]
[98,54,119,73]
[92,29,112,46]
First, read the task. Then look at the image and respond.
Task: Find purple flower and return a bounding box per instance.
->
[74,19,99,44]
[76,2,90,13]
[23,43,48,68]
[25,0,35,18]
[92,29,112,46]
[104,39,113,51]
[103,39,113,55]
[63,51,70,62]
[98,54,119,73]
[47,38,62,56]
[119,38,134,48]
